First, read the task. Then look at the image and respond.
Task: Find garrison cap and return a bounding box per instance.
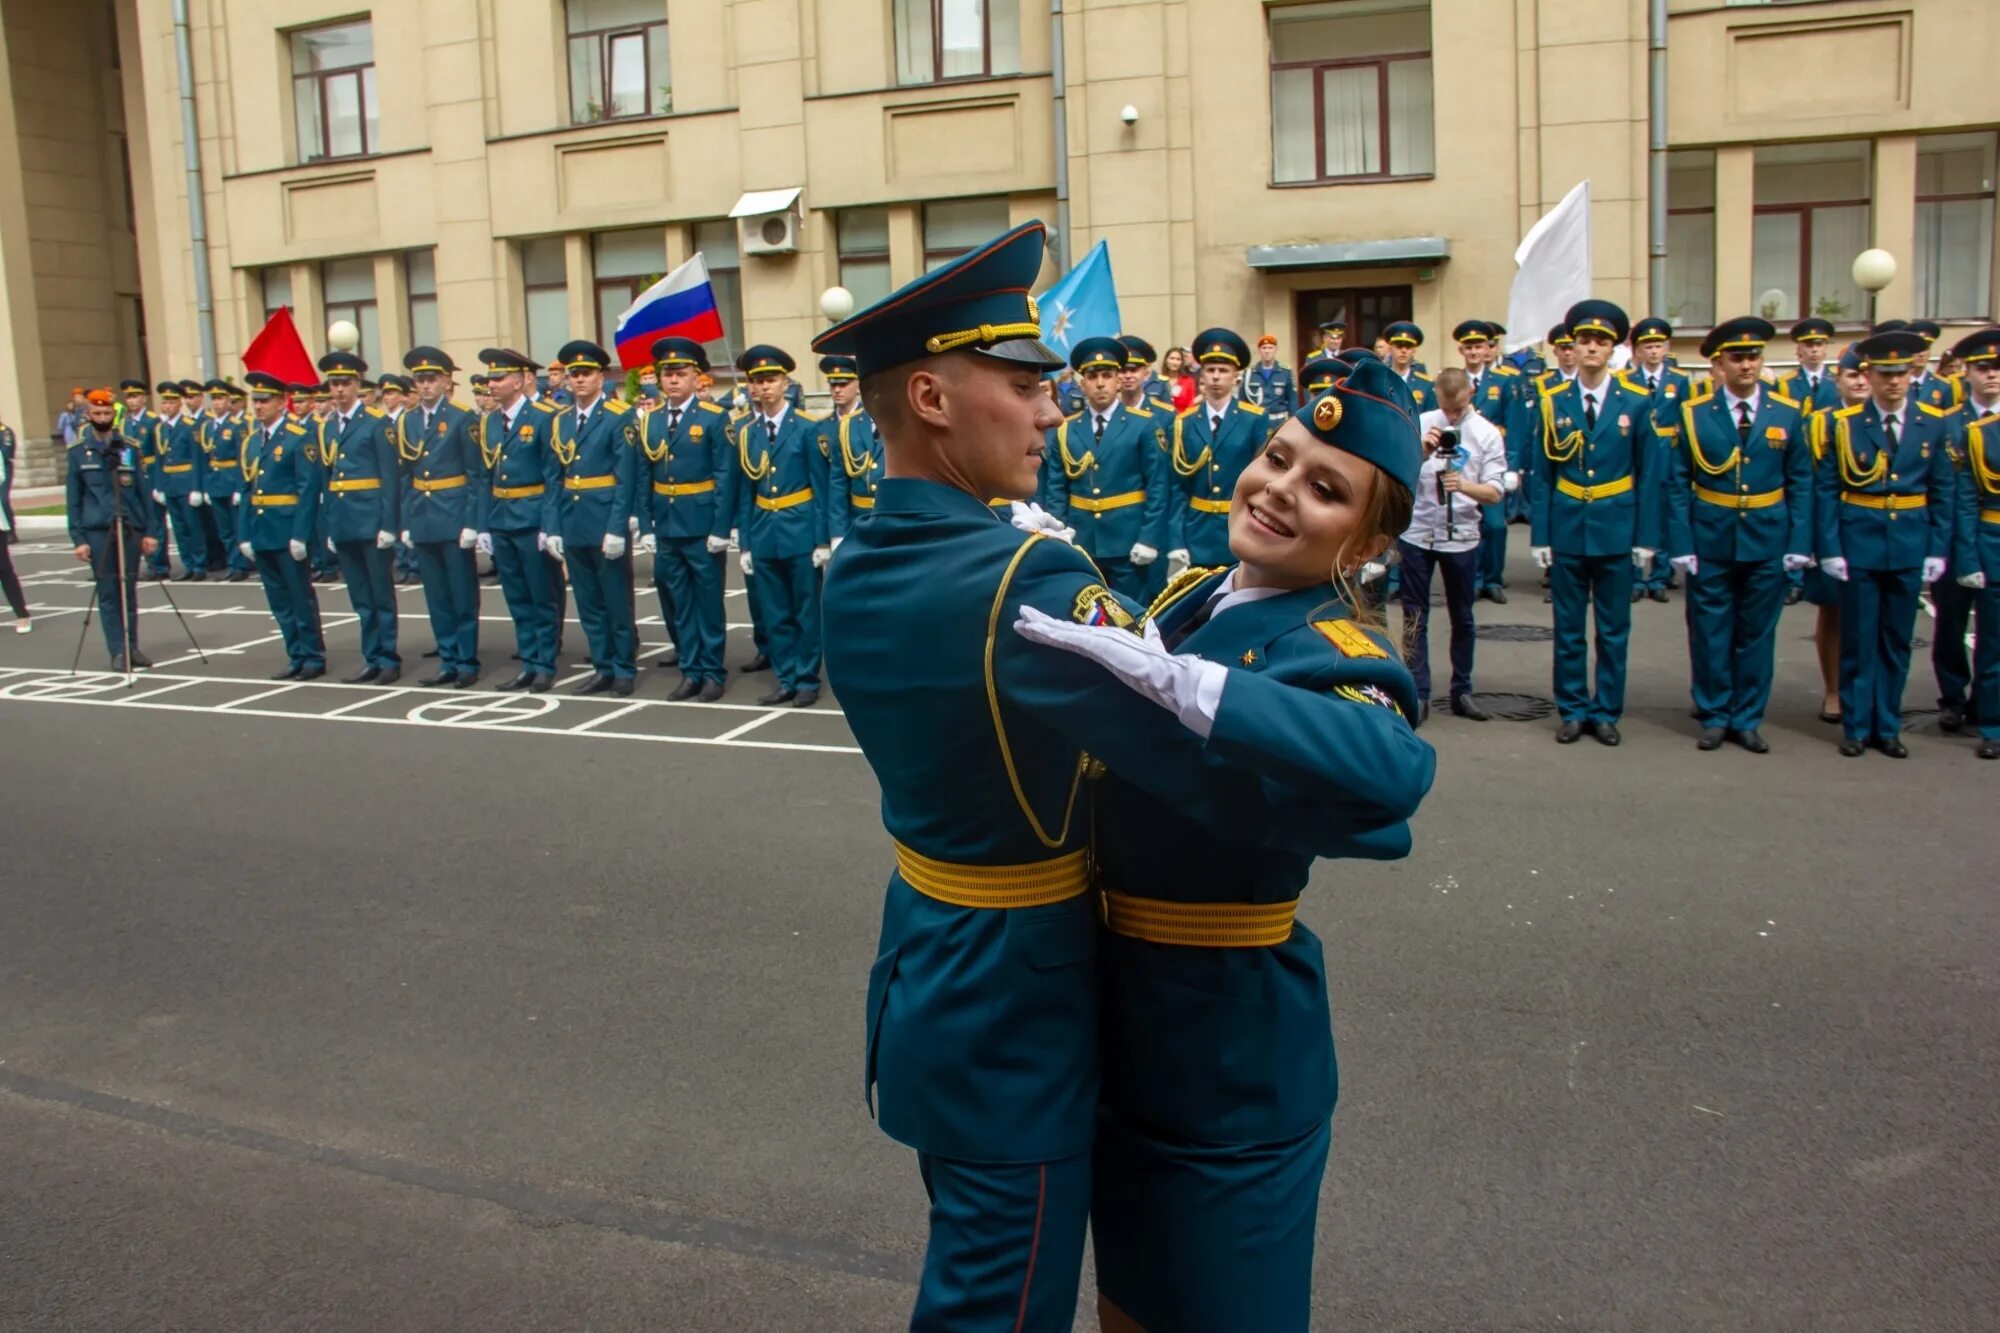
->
[1547,323,1575,348]
[1790,317,1835,343]
[404,346,456,375]
[812,219,1060,378]
[1068,336,1126,374]
[1855,329,1927,370]
[1907,319,1942,345]
[84,388,116,407]
[1451,320,1491,345]
[1296,355,1421,497]
[818,354,859,382]
[1949,326,2000,364]
[244,371,287,397]
[1117,334,1158,367]
[1383,321,1424,348]
[555,340,611,371]
[1699,316,1775,359]
[317,351,366,379]
[118,378,148,393]
[1837,344,1864,373]
[1299,355,1344,394]
[1631,317,1673,345]
[650,337,705,369]
[737,345,795,377]
[480,348,538,373]
[1192,328,1250,367]
[1256,332,1279,348]
[1564,300,1629,343]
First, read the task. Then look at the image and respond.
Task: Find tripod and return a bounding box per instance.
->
[69,510,208,685]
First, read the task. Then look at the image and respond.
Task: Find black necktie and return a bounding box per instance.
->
[1093,414,1106,443]
[1648,374,1658,392]
[1166,597,1217,651]
[1737,400,1753,444]
[668,406,681,435]
[763,418,777,443]
[1884,414,1898,450]
[1584,394,1598,431]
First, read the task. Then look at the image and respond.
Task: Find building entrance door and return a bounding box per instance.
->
[1294,286,1413,361]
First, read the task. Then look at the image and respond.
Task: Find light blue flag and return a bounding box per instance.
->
[1037,239,1121,359]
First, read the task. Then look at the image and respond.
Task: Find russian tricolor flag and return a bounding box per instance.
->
[613,253,726,369]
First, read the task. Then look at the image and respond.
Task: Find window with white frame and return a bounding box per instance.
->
[291,21,377,162]
[321,257,380,366]
[895,0,1021,86]
[567,0,670,123]
[405,250,440,351]
[1269,0,1434,185]
[691,220,744,369]
[1914,132,1996,322]
[522,239,570,369]
[1665,151,1716,330]
[1751,141,1871,325]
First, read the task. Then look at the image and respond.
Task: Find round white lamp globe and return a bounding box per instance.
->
[819,286,855,322]
[1852,248,1897,294]
[327,319,361,352]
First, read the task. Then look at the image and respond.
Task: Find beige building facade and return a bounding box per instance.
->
[2,0,1998,481]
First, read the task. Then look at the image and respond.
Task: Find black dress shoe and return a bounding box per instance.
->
[758,686,797,706]
[1839,738,1865,757]
[1647,587,1670,603]
[226,569,249,583]
[697,680,725,703]
[495,673,534,692]
[745,653,772,673]
[1736,729,1769,754]
[1697,728,1726,751]
[1487,586,1508,605]
[1879,737,1909,759]
[270,664,302,680]
[612,676,634,697]
[342,667,381,685]
[1631,587,1645,603]
[527,674,554,694]
[127,648,153,669]
[149,568,170,580]
[1977,738,1999,760]
[668,678,702,701]
[451,673,479,690]
[418,670,460,687]
[1475,587,1498,603]
[1938,705,1966,734]
[422,648,441,658]
[1556,720,1584,744]
[1666,575,1681,591]
[1542,590,1553,604]
[793,689,819,708]
[510,652,521,662]
[295,665,325,681]
[173,570,197,582]
[1594,722,1622,747]
[1784,585,1804,605]
[1818,708,1841,725]
[376,668,399,686]
[109,654,129,672]
[1451,694,1490,721]
[572,673,614,696]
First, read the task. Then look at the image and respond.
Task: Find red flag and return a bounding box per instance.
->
[243,306,318,387]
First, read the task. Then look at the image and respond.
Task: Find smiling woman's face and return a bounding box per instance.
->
[1227,418,1393,587]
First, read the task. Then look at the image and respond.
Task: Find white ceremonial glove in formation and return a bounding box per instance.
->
[830,536,844,553]
[1671,555,1699,577]
[728,529,741,552]
[602,533,626,560]
[153,490,166,505]
[1632,547,1656,569]
[740,552,755,577]
[231,493,242,507]
[326,538,337,554]
[189,491,206,507]
[629,515,641,536]
[1130,543,1158,566]
[1782,553,1813,573]
[1922,556,1947,585]
[1504,471,1522,494]
[1821,556,1849,582]
[377,530,397,550]
[545,535,565,561]
[705,535,730,554]
[1359,561,1387,585]
[1008,501,1075,545]
[401,529,412,546]
[288,539,307,562]
[812,546,832,569]
[458,527,478,550]
[1531,547,1554,570]
[1014,606,1224,738]
[238,542,254,561]
[1165,549,1191,579]
[1959,571,1988,589]
[635,533,657,557]
[474,532,493,556]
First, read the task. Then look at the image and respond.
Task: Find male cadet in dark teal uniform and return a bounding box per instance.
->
[1948,328,2000,758]
[1164,327,1264,577]
[1933,327,2000,735]
[1660,318,1813,753]
[1043,335,1167,600]
[1240,332,1296,426]
[1299,354,1342,400]
[1384,320,1435,413]
[474,349,563,694]
[240,372,327,679]
[1628,318,1692,603]
[396,347,487,688]
[151,378,209,580]
[823,353,883,552]
[815,219,1294,1333]
[314,352,402,684]
[192,379,232,571]
[67,389,164,670]
[1903,319,1964,414]
[1316,315,1346,355]
[544,340,638,696]
[1778,317,1841,413]
[1458,319,1517,602]
[123,380,172,578]
[200,379,252,581]
[299,383,338,583]
[1529,299,1663,746]
[1815,329,1957,757]
[378,374,421,585]
[719,345,829,707]
[633,335,732,702]
[1517,323,1578,601]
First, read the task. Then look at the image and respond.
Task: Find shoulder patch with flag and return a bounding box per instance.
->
[1312,618,1388,659]
[1073,584,1136,630]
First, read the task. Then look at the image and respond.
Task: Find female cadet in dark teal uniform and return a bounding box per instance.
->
[1014,355,1437,1333]
[1802,345,1871,724]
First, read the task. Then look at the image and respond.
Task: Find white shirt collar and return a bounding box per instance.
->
[1200,568,1291,621]
[1874,399,1906,429]
[1723,386,1761,415]
[503,396,525,427]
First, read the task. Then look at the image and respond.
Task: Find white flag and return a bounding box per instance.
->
[1504,180,1592,353]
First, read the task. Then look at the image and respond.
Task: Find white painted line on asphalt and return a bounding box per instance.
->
[216,683,303,710]
[112,677,208,702]
[714,710,786,743]
[568,701,648,733]
[323,687,412,716]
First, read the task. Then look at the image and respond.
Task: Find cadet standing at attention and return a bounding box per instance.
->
[1165,328,1263,578]
[67,389,164,670]
[1814,329,1956,758]
[544,340,637,697]
[1299,354,1343,400]
[1383,321,1435,413]
[719,345,829,707]
[475,349,563,695]
[1240,333,1296,426]
[1659,318,1813,754]
[124,380,172,579]
[1042,335,1166,600]
[240,372,327,680]
[316,352,402,685]
[1949,327,2000,759]
[152,378,209,580]
[1118,335,1178,420]
[823,353,883,552]
[1779,318,1842,413]
[1933,327,2000,736]
[1629,317,1691,605]
[397,347,488,688]
[1902,320,1964,413]
[1530,300,1663,747]
[200,378,252,582]
[634,336,732,702]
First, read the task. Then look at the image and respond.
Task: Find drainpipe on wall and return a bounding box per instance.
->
[172,0,218,376]
[1648,0,1668,318]
[1050,0,1070,276]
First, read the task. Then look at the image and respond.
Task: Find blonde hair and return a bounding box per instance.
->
[1327,470,1414,637]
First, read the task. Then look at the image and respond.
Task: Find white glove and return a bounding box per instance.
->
[288,538,307,562]
[1959,571,1988,589]
[740,551,755,576]
[1821,556,1849,582]
[830,536,844,553]
[1922,556,1946,584]
[377,530,397,550]
[705,534,729,554]
[602,533,627,560]
[628,515,640,535]
[1014,605,1223,737]
[1782,553,1813,573]
[1531,546,1553,570]
[728,528,741,552]
[1504,470,1522,494]
[1671,555,1698,577]
[1130,543,1158,566]
[635,533,657,557]
[1359,560,1387,585]
[238,541,253,561]
[458,527,478,550]
[545,534,565,561]
[153,489,166,505]
[1166,548,1191,579]
[189,490,206,507]
[1008,501,1075,545]
[231,493,242,507]
[812,545,831,569]
[326,538,337,554]
[1633,547,1657,568]
[400,529,412,546]
[474,531,492,556]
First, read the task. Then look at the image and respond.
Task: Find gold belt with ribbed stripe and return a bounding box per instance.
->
[1556,475,1633,502]
[492,483,546,499]
[1840,491,1926,511]
[413,474,467,493]
[653,479,716,497]
[327,477,382,492]
[1102,889,1299,948]
[1187,496,1230,514]
[1693,483,1784,510]
[755,486,814,512]
[892,841,1090,909]
[1070,491,1145,514]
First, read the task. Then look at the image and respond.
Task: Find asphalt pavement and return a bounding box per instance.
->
[0,533,1993,1331]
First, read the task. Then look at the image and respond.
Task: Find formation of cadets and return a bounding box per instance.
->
[60,305,2000,758]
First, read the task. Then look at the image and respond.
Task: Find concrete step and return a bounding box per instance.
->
[12,436,64,488]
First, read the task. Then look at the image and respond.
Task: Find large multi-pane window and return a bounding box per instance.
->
[291,21,377,162]
[1665,151,1717,330]
[567,0,670,123]
[1269,0,1434,185]
[895,0,1021,86]
[262,267,294,323]
[692,220,745,369]
[1751,141,1871,325]
[522,239,570,369]
[593,229,666,348]
[837,209,894,311]
[923,197,1011,271]
[405,250,440,351]
[321,258,380,366]
[1914,132,1997,322]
